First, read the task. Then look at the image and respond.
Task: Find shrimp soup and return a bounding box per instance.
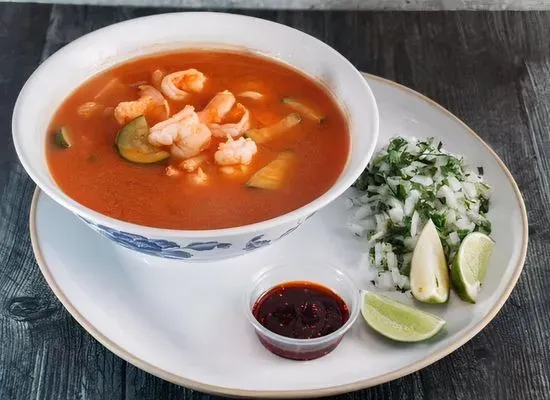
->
[46,51,349,230]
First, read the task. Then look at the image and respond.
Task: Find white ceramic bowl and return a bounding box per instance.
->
[13,12,379,261]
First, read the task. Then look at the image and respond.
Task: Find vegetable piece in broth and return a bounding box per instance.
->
[54,126,72,149]
[245,113,301,144]
[116,116,170,164]
[282,97,325,123]
[246,151,295,189]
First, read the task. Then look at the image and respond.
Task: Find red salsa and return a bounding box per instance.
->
[252,281,350,360]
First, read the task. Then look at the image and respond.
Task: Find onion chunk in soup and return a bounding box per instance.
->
[46,51,349,230]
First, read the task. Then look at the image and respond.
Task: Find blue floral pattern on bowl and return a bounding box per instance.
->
[81,218,232,259]
[243,235,271,251]
[79,214,309,260]
[242,218,306,251]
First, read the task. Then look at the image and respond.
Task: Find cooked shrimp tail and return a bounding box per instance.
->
[139,85,170,119]
[161,69,206,101]
[199,90,236,124]
[210,103,250,138]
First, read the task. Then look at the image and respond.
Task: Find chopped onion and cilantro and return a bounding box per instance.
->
[348,137,492,291]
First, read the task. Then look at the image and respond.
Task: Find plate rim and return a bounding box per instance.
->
[28,73,529,398]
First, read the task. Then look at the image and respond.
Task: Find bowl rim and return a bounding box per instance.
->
[243,263,361,347]
[12,11,379,238]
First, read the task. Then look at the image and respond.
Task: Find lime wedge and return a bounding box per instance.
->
[410,219,450,304]
[361,291,446,342]
[451,232,494,303]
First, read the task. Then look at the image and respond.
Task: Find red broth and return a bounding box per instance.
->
[46,51,349,230]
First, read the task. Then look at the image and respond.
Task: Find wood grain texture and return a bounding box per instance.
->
[5,0,550,11]
[0,5,548,400]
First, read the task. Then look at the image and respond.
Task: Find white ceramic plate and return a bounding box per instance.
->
[30,75,527,398]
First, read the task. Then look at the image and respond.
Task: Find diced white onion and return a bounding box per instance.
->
[382,243,393,253]
[401,165,417,177]
[388,207,404,224]
[437,185,458,209]
[410,211,420,238]
[375,214,387,232]
[410,175,434,186]
[455,217,475,231]
[462,181,478,198]
[376,272,394,289]
[404,190,420,216]
[433,170,445,183]
[369,231,385,243]
[386,176,401,188]
[238,91,263,100]
[374,243,383,266]
[435,157,448,168]
[386,251,398,270]
[379,162,390,173]
[447,175,462,192]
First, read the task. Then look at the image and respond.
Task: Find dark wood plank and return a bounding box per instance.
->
[0,5,127,400]
[0,5,548,400]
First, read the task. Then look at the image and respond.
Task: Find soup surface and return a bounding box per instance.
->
[47,51,349,230]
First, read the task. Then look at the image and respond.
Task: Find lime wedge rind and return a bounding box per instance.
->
[451,260,477,303]
[451,232,495,303]
[361,291,446,343]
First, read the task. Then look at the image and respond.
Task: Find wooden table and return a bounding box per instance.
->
[1,5,548,399]
[5,0,550,10]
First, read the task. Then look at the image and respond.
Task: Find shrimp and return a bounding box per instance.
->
[199,91,250,137]
[165,165,181,177]
[210,103,250,138]
[180,153,208,172]
[149,105,212,160]
[188,167,208,185]
[151,69,164,87]
[199,90,235,124]
[114,99,150,125]
[214,136,257,166]
[114,85,170,125]
[171,124,212,159]
[148,105,198,146]
[161,69,206,101]
[140,85,170,118]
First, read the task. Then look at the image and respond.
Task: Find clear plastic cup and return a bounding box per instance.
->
[244,262,360,361]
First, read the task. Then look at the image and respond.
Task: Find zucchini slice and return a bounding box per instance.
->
[115,115,170,164]
[246,151,295,189]
[54,126,72,149]
[244,113,301,144]
[282,97,325,123]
